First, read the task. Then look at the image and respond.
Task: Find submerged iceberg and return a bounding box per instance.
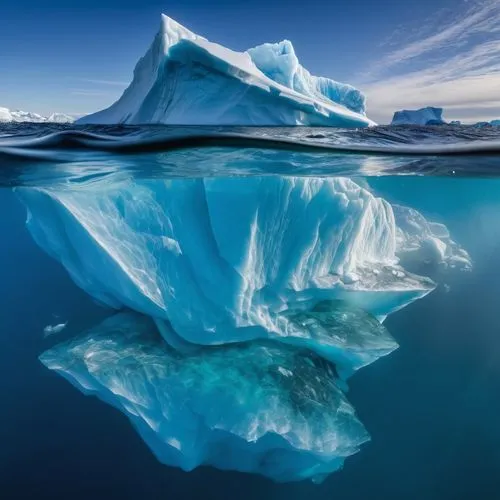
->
[391,107,446,126]
[23,173,471,482]
[17,176,437,356]
[77,15,373,127]
[40,311,371,483]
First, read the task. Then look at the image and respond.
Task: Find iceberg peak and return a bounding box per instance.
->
[77,14,374,126]
[158,14,199,53]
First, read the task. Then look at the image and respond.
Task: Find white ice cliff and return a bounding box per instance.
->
[76,16,373,127]
[0,107,74,123]
[391,107,446,126]
[40,311,371,483]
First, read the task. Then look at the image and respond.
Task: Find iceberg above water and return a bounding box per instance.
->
[17,176,438,355]
[77,15,373,127]
[0,107,74,123]
[391,107,446,126]
[40,311,371,483]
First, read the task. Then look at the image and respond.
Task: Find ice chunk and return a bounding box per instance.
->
[40,312,370,483]
[17,176,434,349]
[43,321,68,338]
[77,15,374,127]
[394,204,472,272]
[391,107,446,126]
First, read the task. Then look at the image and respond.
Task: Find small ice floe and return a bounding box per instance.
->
[43,321,68,338]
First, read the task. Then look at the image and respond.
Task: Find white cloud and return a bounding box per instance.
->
[77,78,128,87]
[359,0,500,124]
[70,89,112,97]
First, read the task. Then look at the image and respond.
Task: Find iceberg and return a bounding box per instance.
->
[474,119,500,127]
[22,173,471,482]
[77,15,374,127]
[17,176,453,358]
[0,107,74,123]
[46,113,75,124]
[391,107,446,126]
[40,311,371,483]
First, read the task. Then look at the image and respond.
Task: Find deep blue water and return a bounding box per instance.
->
[2,125,500,499]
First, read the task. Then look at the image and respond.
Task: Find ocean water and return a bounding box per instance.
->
[1,124,500,499]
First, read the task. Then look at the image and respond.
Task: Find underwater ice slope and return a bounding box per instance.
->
[20,175,470,482]
[40,311,372,483]
[77,15,373,127]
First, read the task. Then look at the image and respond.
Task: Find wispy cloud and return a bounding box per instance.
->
[359,0,500,123]
[70,89,111,97]
[77,78,129,87]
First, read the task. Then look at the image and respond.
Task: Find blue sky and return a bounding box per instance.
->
[1,0,498,123]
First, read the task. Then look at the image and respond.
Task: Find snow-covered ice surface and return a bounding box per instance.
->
[77,16,373,127]
[391,107,446,126]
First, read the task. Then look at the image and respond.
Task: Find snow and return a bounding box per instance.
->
[391,107,446,126]
[0,107,74,123]
[77,15,374,127]
[40,311,370,483]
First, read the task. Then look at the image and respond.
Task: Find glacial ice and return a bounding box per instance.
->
[17,176,437,357]
[40,311,371,483]
[77,15,374,127]
[391,107,446,126]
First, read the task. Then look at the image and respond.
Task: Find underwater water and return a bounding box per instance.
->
[2,124,500,499]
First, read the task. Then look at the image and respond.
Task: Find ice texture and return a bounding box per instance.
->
[391,107,446,126]
[77,15,374,127]
[247,41,366,114]
[17,176,435,354]
[394,204,472,272]
[40,311,370,483]
[24,173,472,483]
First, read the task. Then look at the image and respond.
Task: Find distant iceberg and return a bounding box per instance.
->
[391,107,446,126]
[0,107,74,124]
[474,119,500,127]
[77,15,374,127]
